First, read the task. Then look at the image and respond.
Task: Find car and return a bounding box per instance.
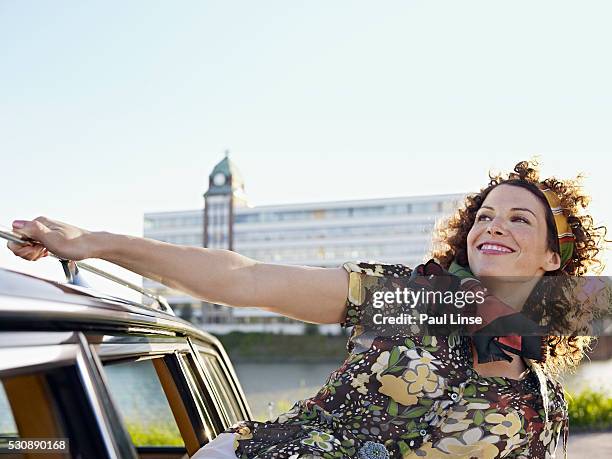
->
[0,230,252,459]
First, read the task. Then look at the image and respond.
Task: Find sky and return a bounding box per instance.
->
[1,0,610,298]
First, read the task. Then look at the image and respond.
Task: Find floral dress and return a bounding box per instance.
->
[224,261,568,459]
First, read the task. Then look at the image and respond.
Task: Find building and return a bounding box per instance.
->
[143,155,465,334]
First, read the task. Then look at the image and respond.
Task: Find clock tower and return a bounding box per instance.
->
[201,151,249,325]
[203,150,248,250]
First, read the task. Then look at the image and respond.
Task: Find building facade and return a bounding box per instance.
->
[143,155,465,335]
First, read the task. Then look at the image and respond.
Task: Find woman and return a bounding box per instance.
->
[8,160,607,459]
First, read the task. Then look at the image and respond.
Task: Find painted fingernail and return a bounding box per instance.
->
[12,220,25,228]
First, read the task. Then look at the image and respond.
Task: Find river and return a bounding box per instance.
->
[235,359,612,420]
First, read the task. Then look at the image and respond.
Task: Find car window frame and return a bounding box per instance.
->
[190,340,251,427]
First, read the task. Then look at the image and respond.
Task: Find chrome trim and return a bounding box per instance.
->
[0,331,75,347]
[96,334,184,345]
[0,295,220,346]
[65,260,174,315]
[0,343,79,372]
[194,342,253,421]
[0,228,37,245]
[75,332,124,459]
[181,351,228,434]
[191,348,236,427]
[174,352,216,440]
[86,339,140,458]
[125,326,176,336]
[93,341,191,358]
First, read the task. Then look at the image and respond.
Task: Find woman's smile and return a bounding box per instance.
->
[477,242,516,255]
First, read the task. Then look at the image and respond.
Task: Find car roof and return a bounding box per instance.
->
[0,267,220,346]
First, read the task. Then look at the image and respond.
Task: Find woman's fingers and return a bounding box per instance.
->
[7,241,23,253]
[8,240,48,261]
[15,247,36,261]
[7,240,31,254]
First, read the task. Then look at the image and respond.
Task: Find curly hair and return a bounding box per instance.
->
[429,159,609,375]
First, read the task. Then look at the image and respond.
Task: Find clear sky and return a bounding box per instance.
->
[1,1,610,297]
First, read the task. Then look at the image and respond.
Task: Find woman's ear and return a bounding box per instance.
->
[544,251,562,272]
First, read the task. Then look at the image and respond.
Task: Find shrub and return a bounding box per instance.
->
[125,421,184,446]
[567,389,612,431]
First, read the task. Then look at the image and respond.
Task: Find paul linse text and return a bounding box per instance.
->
[372,312,483,326]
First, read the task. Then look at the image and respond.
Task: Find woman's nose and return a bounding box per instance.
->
[486,218,506,235]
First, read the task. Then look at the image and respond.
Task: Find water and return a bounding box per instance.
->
[235,359,612,420]
[224,338,612,415]
[233,362,340,420]
[104,359,179,427]
[2,359,610,434]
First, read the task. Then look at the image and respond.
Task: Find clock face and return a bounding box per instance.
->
[213,173,226,186]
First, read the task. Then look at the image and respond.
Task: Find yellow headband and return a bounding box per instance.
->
[538,185,575,269]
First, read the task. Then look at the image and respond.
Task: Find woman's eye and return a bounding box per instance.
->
[476,214,529,223]
[512,216,530,224]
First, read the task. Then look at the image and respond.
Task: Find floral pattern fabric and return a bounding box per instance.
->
[224,262,568,459]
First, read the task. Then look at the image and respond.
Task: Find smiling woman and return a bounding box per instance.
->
[431,160,608,376]
[6,160,608,459]
[212,160,607,459]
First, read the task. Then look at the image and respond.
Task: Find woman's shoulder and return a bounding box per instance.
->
[339,260,413,329]
[341,260,413,278]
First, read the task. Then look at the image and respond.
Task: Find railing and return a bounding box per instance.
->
[0,226,174,315]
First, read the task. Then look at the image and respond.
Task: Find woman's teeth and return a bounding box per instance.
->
[479,244,513,253]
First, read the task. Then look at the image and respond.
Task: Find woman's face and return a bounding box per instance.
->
[466,184,561,278]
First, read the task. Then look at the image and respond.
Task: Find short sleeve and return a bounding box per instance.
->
[339,261,413,329]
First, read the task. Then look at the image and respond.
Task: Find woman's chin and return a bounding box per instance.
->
[470,257,515,278]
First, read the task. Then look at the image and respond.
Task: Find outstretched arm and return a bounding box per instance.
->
[8,217,349,325]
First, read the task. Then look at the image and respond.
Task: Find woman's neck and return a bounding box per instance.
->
[479,277,541,311]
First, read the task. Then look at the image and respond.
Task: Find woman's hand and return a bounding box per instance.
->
[7,217,95,261]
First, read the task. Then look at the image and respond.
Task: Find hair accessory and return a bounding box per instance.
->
[538,184,575,269]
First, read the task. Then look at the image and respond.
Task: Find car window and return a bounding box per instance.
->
[0,383,18,444]
[103,358,184,448]
[198,352,244,426]
[93,338,217,457]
